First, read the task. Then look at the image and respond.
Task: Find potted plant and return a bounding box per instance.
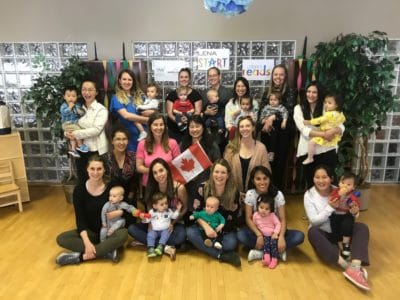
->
[23,56,89,202]
[311,31,398,209]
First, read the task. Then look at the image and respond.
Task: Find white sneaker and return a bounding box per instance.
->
[214,241,222,250]
[164,245,176,261]
[247,249,263,262]
[280,251,287,262]
[137,131,147,141]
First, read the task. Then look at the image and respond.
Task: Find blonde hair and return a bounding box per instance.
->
[225,116,256,154]
[204,159,237,211]
[115,69,144,106]
[110,185,125,197]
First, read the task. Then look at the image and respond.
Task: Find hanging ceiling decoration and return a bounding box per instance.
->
[204,0,254,17]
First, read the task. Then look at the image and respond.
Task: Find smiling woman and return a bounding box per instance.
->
[135,113,181,187]
[109,69,149,152]
[223,116,270,197]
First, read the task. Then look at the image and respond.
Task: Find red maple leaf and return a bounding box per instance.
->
[180,158,195,172]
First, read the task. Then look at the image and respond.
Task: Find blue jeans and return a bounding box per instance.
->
[128,222,186,246]
[186,225,238,259]
[237,226,304,250]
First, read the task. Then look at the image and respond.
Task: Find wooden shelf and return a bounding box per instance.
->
[0,132,30,204]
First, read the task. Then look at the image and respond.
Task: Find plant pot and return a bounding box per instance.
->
[358,185,371,211]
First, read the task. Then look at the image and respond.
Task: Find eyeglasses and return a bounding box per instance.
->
[82,88,96,93]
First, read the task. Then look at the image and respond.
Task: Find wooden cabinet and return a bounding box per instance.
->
[0,132,30,203]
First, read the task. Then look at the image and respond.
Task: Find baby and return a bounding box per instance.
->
[145,192,182,258]
[100,186,148,242]
[190,196,225,249]
[59,86,87,158]
[329,172,361,260]
[203,89,225,134]
[135,83,161,141]
[173,86,194,132]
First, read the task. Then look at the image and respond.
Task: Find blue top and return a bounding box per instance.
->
[109,94,139,151]
[60,102,84,124]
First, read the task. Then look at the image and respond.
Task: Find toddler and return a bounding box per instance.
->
[303,94,346,165]
[190,196,225,249]
[329,172,360,260]
[252,194,281,269]
[135,83,160,141]
[258,92,289,161]
[203,89,225,134]
[173,86,194,132]
[60,86,87,158]
[228,96,257,140]
[145,192,182,258]
[100,186,148,242]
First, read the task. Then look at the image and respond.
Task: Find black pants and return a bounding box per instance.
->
[260,120,294,191]
[330,213,355,241]
[297,149,338,190]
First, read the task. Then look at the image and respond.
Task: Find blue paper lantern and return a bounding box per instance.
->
[204,0,253,17]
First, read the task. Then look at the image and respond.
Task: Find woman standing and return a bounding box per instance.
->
[105,127,137,207]
[180,115,221,210]
[224,116,270,198]
[224,77,258,137]
[186,159,241,267]
[128,158,187,259]
[237,166,304,261]
[56,155,128,266]
[258,64,297,191]
[65,79,108,182]
[304,165,370,291]
[109,69,149,152]
[136,113,180,187]
[166,68,203,142]
[293,81,343,189]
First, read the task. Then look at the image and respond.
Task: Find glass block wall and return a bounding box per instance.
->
[0,42,88,182]
[132,40,296,103]
[360,39,400,183]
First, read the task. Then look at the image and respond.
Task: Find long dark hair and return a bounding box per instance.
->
[180,115,214,151]
[232,77,251,105]
[145,158,175,207]
[247,165,278,197]
[301,81,324,120]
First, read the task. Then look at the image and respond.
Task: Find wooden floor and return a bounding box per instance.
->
[1,184,400,300]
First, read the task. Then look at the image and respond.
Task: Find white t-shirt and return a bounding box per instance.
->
[244,189,285,219]
[303,186,336,233]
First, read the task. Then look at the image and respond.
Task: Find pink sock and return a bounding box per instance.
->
[269,258,278,269]
[262,253,271,266]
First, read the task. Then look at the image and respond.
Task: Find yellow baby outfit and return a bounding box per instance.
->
[310,111,346,146]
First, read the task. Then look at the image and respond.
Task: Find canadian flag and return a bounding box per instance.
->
[169,142,212,184]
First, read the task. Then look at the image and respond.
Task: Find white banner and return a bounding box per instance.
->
[197,49,230,71]
[242,59,275,80]
[152,60,189,82]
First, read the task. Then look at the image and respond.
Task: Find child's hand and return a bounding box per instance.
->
[216,224,224,233]
[272,232,279,240]
[107,228,114,236]
[303,120,311,125]
[338,187,349,196]
[281,120,287,129]
[193,199,200,210]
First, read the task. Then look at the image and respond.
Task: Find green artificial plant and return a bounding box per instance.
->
[311,31,398,185]
[23,55,89,142]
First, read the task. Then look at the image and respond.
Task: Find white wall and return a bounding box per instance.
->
[1,0,399,58]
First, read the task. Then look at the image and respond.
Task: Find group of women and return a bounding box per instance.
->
[55,65,370,291]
